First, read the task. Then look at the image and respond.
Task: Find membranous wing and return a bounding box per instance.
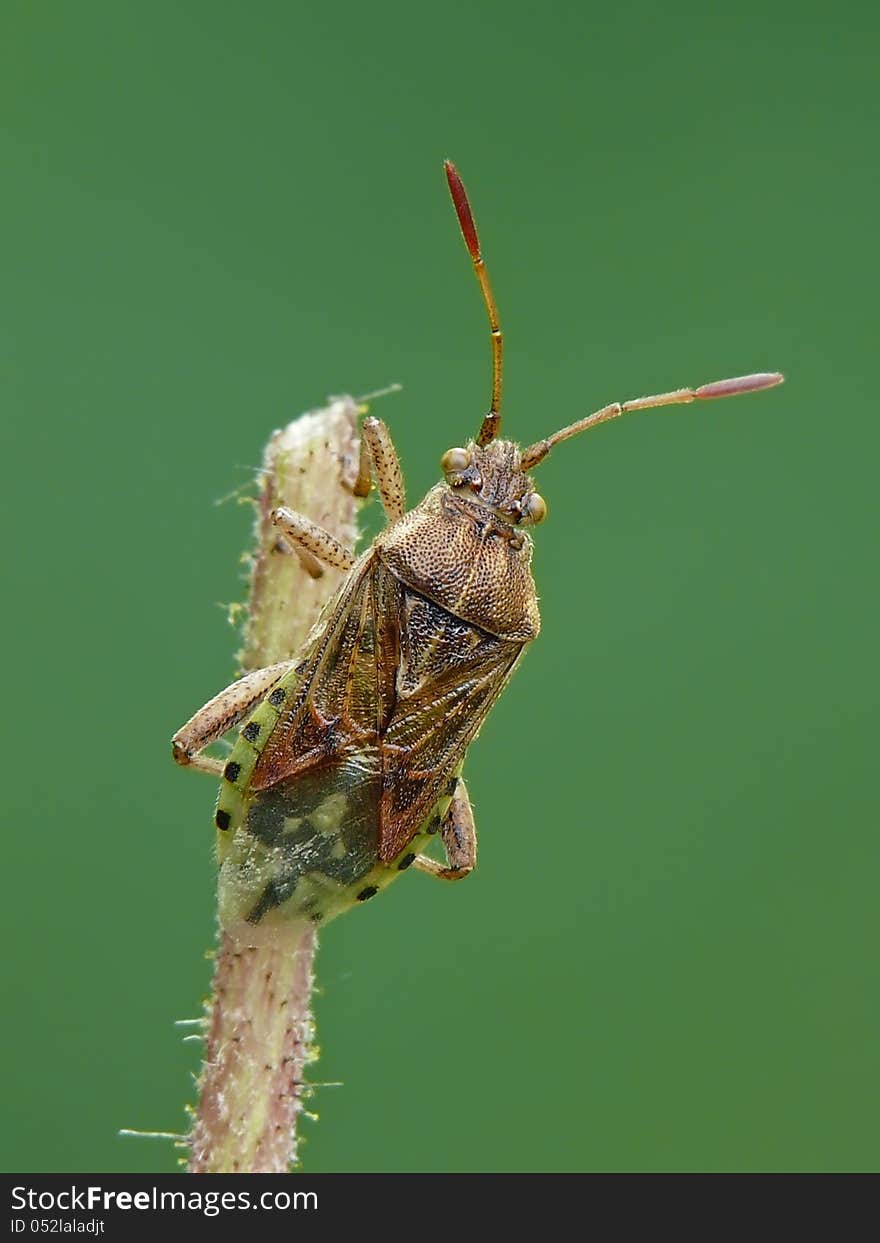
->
[246,548,393,843]
[247,551,522,872]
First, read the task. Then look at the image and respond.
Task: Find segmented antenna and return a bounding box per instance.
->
[444,160,503,447]
[521,372,785,468]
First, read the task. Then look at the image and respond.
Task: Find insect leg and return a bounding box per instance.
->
[172,660,295,775]
[352,416,406,522]
[271,507,356,575]
[413,779,477,881]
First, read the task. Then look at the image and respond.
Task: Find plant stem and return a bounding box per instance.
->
[187,396,363,1174]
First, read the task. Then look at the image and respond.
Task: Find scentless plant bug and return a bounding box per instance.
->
[172,161,783,939]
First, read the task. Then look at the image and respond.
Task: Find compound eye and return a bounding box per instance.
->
[441,447,471,477]
[523,492,548,525]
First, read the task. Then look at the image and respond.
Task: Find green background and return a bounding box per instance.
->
[2,0,876,1173]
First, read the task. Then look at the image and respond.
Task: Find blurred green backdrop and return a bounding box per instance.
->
[1,0,876,1173]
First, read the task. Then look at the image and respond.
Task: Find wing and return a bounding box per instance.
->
[249,549,398,792]
[376,585,524,861]
[248,554,525,866]
[238,552,397,921]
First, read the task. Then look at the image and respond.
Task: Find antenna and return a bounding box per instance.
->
[444,160,504,446]
[521,372,785,468]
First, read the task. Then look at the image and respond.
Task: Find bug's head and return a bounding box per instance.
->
[439,438,547,528]
[443,158,784,521]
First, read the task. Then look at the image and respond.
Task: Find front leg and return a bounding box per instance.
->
[172,661,295,775]
[414,778,477,881]
[352,416,406,523]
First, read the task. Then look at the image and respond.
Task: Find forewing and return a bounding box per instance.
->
[246,555,524,869]
[250,552,399,791]
[377,589,523,861]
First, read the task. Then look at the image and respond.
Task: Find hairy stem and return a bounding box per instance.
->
[187,396,363,1174]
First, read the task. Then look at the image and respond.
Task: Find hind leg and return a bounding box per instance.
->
[414,779,477,881]
[171,661,295,775]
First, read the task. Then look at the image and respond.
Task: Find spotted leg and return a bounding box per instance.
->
[414,778,477,881]
[352,416,406,522]
[271,506,356,579]
[172,661,295,776]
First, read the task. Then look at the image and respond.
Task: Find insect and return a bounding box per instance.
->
[172,161,783,938]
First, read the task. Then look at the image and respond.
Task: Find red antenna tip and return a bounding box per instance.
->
[444,160,481,260]
[695,372,785,400]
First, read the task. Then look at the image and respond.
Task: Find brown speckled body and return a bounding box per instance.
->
[213,438,542,936]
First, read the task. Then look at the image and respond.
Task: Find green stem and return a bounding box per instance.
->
[187,397,363,1174]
